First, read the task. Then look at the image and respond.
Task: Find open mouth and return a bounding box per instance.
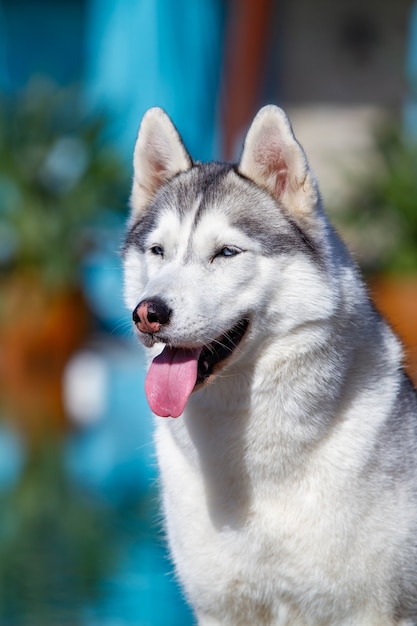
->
[144,318,249,418]
[196,318,250,384]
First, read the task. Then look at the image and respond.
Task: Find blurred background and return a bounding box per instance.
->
[0,0,417,624]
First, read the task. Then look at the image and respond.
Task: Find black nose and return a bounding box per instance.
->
[133,297,172,333]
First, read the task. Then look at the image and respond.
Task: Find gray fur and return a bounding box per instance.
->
[125,161,320,259]
[124,105,417,626]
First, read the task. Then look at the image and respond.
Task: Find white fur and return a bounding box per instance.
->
[124,106,417,625]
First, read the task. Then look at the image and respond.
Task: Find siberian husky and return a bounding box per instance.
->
[123,105,417,625]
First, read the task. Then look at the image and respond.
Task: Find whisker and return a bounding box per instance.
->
[110,319,135,337]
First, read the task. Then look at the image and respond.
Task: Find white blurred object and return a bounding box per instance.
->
[63,351,108,426]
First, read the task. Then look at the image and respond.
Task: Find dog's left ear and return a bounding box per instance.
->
[238,106,318,223]
[130,107,192,221]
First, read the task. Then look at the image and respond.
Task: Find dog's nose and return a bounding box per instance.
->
[133,297,172,334]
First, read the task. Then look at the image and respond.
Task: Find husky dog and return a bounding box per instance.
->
[123,105,417,625]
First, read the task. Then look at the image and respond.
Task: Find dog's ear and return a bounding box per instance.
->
[130,107,192,220]
[238,106,318,223]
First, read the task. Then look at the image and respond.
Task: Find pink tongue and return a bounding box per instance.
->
[145,346,202,418]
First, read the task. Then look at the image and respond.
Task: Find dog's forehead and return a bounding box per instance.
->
[149,185,245,255]
[176,162,291,223]
[125,161,312,257]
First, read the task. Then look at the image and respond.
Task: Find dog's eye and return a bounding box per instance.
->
[218,246,241,258]
[150,245,164,256]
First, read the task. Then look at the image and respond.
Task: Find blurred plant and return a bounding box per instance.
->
[334,119,417,275]
[0,78,129,291]
[0,439,115,624]
[0,438,165,625]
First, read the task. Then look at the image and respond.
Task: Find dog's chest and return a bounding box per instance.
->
[155,414,363,623]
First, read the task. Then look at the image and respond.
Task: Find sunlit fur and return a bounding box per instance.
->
[124,105,417,625]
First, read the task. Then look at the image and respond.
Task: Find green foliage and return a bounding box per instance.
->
[0,440,115,624]
[0,78,129,290]
[0,437,160,625]
[336,119,417,275]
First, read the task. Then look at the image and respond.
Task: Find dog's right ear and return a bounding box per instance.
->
[130,108,192,221]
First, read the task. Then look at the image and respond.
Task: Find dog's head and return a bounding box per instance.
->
[123,106,338,417]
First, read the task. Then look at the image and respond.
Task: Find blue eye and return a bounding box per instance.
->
[219,246,240,257]
[150,245,164,256]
